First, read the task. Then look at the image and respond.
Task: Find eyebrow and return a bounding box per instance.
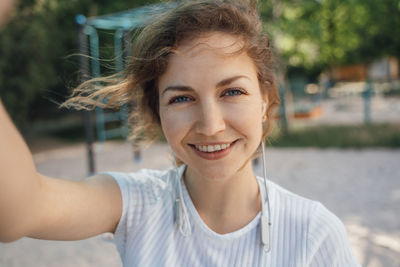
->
[160,75,249,96]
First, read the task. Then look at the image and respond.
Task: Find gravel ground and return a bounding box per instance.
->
[0,142,399,267]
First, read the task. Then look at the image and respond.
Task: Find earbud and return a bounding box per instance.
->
[262,102,267,115]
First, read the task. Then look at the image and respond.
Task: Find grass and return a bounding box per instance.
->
[383,88,400,97]
[269,123,400,148]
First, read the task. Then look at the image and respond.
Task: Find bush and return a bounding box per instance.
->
[270,123,400,148]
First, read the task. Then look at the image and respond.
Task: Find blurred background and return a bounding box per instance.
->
[0,0,399,147]
[0,0,399,266]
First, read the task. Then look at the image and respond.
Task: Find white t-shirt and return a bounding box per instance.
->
[107,167,361,267]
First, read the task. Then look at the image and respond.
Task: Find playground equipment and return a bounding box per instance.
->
[75,3,176,174]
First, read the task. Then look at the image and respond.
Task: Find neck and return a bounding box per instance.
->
[184,161,261,234]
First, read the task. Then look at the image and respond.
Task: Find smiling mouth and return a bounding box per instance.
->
[189,140,238,153]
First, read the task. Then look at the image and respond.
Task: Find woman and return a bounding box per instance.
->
[0,0,360,266]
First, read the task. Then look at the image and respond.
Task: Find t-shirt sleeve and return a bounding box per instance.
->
[104,170,169,259]
[306,202,361,267]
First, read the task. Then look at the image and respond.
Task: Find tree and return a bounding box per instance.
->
[260,0,400,73]
[0,0,163,128]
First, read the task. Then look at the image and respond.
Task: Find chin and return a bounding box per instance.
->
[187,160,245,181]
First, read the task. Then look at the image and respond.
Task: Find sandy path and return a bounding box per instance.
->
[1,142,399,267]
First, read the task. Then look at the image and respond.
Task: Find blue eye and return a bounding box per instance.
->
[223,88,246,97]
[169,95,192,104]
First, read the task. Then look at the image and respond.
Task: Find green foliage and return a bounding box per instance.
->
[0,0,163,129]
[261,0,400,71]
[270,123,400,148]
[1,1,84,127]
[1,0,399,129]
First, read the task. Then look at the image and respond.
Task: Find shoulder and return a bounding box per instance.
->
[104,168,177,254]
[103,168,176,208]
[306,202,360,266]
[264,179,360,266]
[264,179,344,225]
[106,168,174,191]
[105,167,174,184]
[265,179,344,237]
[307,201,348,248]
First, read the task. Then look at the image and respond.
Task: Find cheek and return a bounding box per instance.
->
[225,104,263,153]
[159,107,194,145]
[225,103,263,135]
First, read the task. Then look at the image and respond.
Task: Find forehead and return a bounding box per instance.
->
[158,32,258,89]
[177,32,245,57]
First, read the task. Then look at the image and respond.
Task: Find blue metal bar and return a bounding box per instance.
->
[363,80,373,124]
[86,2,177,30]
[78,3,179,146]
[279,83,288,134]
[85,26,106,142]
[76,14,96,175]
[114,28,124,73]
[115,28,130,139]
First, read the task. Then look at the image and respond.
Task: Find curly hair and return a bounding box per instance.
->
[63,0,280,147]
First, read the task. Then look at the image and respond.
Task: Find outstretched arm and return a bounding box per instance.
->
[0,100,122,242]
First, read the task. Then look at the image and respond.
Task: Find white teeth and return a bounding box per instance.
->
[194,143,232,153]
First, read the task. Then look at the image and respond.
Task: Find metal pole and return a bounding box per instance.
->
[115,28,129,138]
[85,26,106,143]
[363,79,373,125]
[279,83,288,135]
[122,31,142,162]
[76,14,96,175]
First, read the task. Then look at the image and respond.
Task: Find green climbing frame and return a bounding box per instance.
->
[77,2,176,142]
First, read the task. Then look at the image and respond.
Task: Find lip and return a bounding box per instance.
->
[190,141,233,146]
[188,140,238,160]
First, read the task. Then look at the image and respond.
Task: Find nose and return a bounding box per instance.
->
[195,101,226,136]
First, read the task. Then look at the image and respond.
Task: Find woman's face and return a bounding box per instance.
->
[158,32,266,180]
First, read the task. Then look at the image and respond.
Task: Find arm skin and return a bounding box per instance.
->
[0,100,122,242]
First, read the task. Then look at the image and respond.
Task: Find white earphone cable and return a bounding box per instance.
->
[172,154,192,237]
[261,140,272,252]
